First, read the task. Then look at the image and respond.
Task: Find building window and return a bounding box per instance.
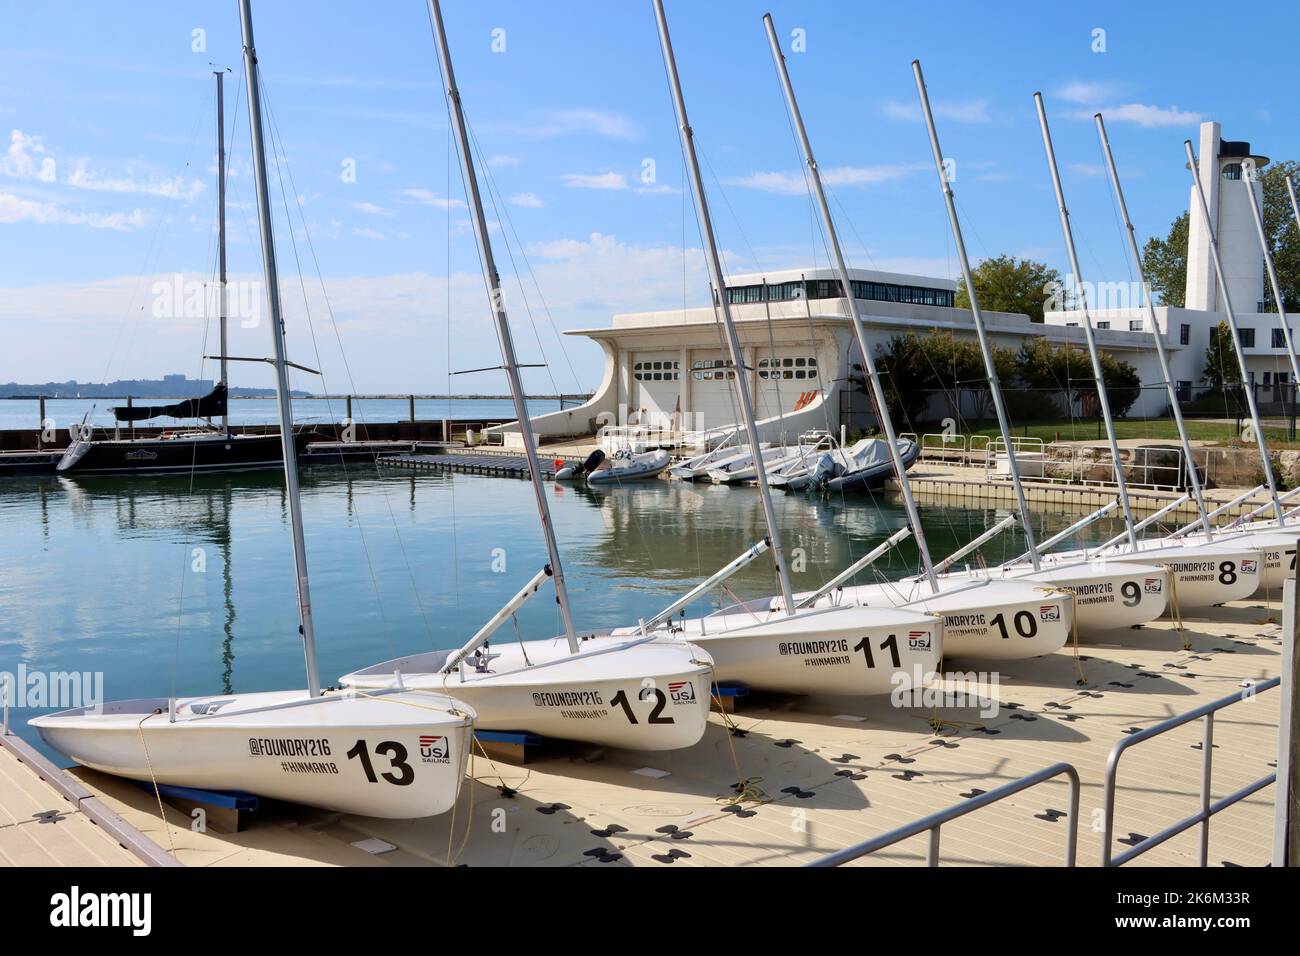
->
[1180,324,1190,345]
[1240,327,1255,348]
[633,360,680,382]
[692,358,734,381]
[1096,320,1110,330]
[1273,328,1288,348]
[758,356,818,380]
[1176,380,1192,402]
[1129,320,1143,332]
[1222,163,1243,181]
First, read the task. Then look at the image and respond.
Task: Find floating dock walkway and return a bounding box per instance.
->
[0,730,176,866]
[380,450,582,480]
[6,597,1283,867]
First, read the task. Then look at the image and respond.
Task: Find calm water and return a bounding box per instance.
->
[0,468,1129,760]
[0,397,562,431]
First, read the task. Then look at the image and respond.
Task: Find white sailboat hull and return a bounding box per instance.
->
[341,636,711,751]
[794,577,1074,660]
[669,443,755,480]
[1046,540,1262,608]
[1171,529,1299,593]
[945,560,1169,633]
[638,605,944,696]
[30,689,473,819]
[706,446,794,484]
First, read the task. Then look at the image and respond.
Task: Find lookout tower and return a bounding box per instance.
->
[1184,120,1269,313]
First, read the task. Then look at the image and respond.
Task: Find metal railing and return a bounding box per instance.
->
[983,436,1047,477]
[1102,676,1281,866]
[972,439,1185,492]
[920,432,968,461]
[808,761,1081,867]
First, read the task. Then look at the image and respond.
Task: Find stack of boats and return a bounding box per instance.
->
[29,0,1300,826]
[669,430,919,492]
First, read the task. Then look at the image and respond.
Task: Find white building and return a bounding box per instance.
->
[500,120,1295,448]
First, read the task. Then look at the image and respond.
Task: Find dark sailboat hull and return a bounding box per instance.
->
[56,431,314,476]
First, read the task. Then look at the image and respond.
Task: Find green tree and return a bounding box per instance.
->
[1259,160,1300,311]
[1201,319,1242,391]
[1141,211,1189,307]
[874,330,1014,426]
[955,254,1062,323]
[1015,336,1142,418]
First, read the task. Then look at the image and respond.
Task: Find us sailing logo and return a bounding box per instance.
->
[1242,559,1258,575]
[1039,604,1061,622]
[419,735,450,763]
[907,630,932,651]
[667,680,696,705]
[1144,577,1163,593]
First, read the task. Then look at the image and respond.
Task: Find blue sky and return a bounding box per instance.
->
[0,0,1294,395]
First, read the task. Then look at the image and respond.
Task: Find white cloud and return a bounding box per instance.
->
[3,128,203,200]
[883,99,991,124]
[0,235,722,390]
[487,154,520,167]
[492,108,640,141]
[1092,103,1202,128]
[2,130,56,181]
[1054,81,1123,104]
[508,192,544,208]
[1066,161,1105,177]
[0,190,146,230]
[398,187,466,209]
[351,226,386,240]
[561,171,628,190]
[729,164,915,196]
[351,201,391,216]
[63,159,204,200]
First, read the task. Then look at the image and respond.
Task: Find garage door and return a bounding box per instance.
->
[631,352,682,424]
[754,349,823,422]
[688,352,745,434]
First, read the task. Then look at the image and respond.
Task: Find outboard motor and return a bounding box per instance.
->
[555,447,605,480]
[809,452,838,490]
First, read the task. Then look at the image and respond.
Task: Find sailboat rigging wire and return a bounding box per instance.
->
[445,105,460,608]
[258,78,430,655]
[91,84,212,416]
[464,120,582,398]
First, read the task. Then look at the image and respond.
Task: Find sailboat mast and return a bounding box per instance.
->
[428,0,578,651]
[762,14,937,590]
[238,0,320,696]
[1095,113,1214,539]
[1033,94,1139,550]
[215,69,229,434]
[1242,161,1300,419]
[1184,139,1284,523]
[913,61,1041,569]
[652,0,796,614]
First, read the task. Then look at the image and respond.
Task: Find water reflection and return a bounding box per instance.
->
[0,467,1134,753]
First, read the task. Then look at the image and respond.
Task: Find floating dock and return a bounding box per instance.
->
[4,598,1282,867]
[380,450,583,481]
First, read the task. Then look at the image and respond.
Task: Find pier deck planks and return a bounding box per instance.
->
[0,742,143,867]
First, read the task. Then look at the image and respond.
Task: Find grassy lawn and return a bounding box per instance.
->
[924,418,1300,449]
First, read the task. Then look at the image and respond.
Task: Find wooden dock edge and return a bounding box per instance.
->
[0,732,181,867]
